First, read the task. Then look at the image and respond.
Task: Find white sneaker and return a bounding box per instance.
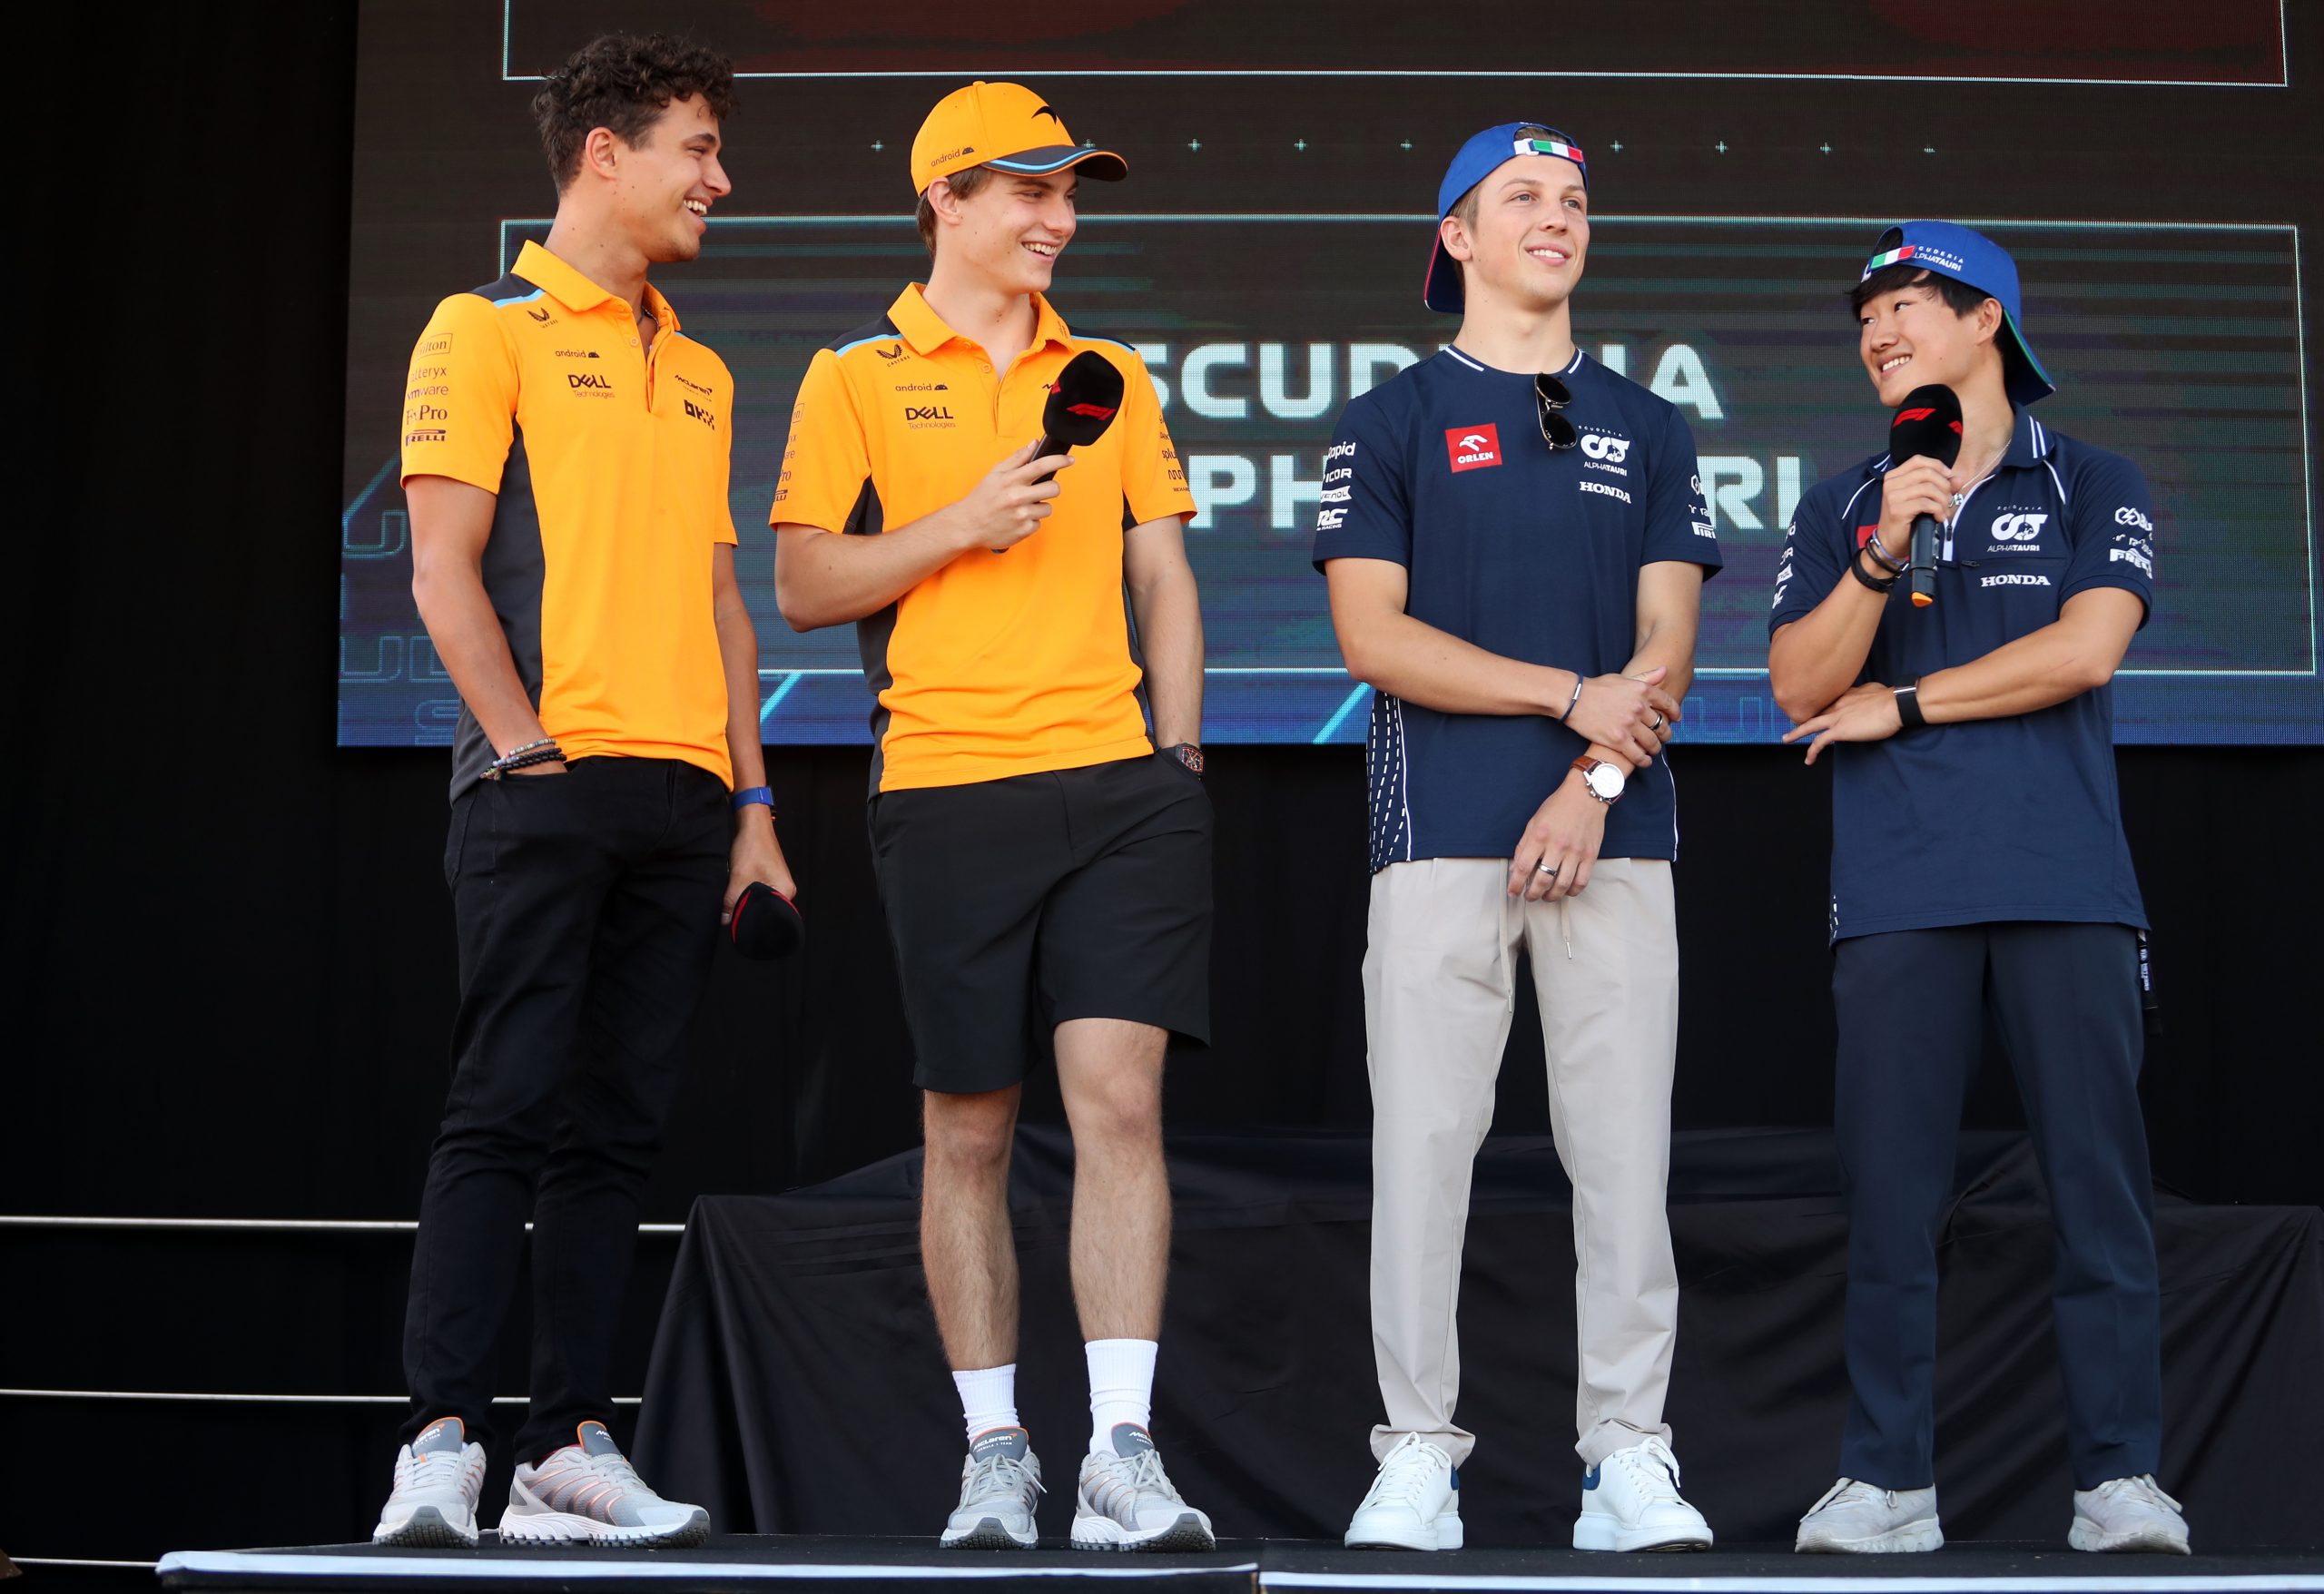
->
[499,1422,710,1547]
[1796,1477,1944,1553]
[2071,1475,2191,1554]
[373,1417,487,1547]
[941,1427,1044,1550]
[1344,1433,1462,1550]
[1070,1424,1216,1551]
[1573,1436,1712,1551]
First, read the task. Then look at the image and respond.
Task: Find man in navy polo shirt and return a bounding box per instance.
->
[1770,222,2188,1555]
[1314,123,1721,1554]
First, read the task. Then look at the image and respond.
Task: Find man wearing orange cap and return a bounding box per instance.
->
[772,82,1213,1552]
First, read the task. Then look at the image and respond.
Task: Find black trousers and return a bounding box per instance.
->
[400,757,728,1462]
[1832,920,2162,1491]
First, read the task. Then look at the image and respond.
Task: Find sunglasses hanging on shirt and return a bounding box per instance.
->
[1535,373,1579,451]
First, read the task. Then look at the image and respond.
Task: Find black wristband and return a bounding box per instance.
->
[1848,548,1898,594]
[1894,680,1927,730]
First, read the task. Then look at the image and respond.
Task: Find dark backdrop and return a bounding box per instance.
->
[5,0,2320,1579]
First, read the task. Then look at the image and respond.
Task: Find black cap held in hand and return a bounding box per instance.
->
[726,881,804,961]
[1036,350,1128,458]
[1888,383,1965,469]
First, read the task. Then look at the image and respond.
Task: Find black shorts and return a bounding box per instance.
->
[868,751,1214,1094]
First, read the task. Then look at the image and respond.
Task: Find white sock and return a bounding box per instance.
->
[1086,1338,1158,1453]
[952,1364,1019,1448]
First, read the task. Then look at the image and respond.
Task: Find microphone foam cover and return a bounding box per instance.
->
[1888,383,1965,469]
[727,881,804,961]
[1040,350,1127,450]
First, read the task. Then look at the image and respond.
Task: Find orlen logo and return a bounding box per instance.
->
[1580,432,1630,463]
[1445,424,1502,472]
[684,398,716,430]
[567,373,613,392]
[1989,512,2049,541]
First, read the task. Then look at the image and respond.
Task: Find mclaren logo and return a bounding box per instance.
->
[1034,104,1062,124]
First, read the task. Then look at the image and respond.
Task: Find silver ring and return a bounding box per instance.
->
[1536,863,1559,876]
[1649,712,1666,730]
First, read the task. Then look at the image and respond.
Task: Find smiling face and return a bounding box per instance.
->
[1443,153,1590,313]
[603,93,730,265]
[1856,271,2004,408]
[929,167,1078,294]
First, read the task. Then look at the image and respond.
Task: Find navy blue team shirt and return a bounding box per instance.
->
[1772,407,2157,941]
[1313,347,1721,872]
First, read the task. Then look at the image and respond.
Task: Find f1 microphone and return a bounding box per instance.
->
[724,881,803,960]
[1032,350,1126,484]
[1888,384,1964,609]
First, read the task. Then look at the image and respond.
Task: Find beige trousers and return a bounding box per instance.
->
[1364,856,1680,1469]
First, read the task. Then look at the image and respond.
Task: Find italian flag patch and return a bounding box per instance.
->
[1861,243,1917,276]
[1520,136,1584,163]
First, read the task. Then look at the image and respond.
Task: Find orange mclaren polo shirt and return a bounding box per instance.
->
[773,285,1195,792]
[400,240,738,798]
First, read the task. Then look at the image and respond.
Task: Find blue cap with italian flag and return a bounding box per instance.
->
[1423,123,1588,314]
[1861,221,2055,406]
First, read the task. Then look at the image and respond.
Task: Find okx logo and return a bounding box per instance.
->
[1445,424,1502,473]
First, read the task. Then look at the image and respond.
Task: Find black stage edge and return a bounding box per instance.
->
[153,1537,2324,1592]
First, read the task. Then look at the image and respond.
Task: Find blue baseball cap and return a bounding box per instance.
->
[1859,221,2055,406]
[1423,123,1589,314]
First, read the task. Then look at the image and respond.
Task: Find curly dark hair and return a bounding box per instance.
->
[530,34,736,192]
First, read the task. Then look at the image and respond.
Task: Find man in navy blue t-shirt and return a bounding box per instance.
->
[1770,223,2187,1556]
[1314,123,1722,1554]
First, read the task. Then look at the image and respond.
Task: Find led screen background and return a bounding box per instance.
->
[342,0,2320,746]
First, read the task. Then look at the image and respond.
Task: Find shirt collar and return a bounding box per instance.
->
[889,283,1072,359]
[511,241,679,331]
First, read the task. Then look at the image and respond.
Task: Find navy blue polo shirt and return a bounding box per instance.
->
[1772,408,2156,941]
[1313,347,1720,872]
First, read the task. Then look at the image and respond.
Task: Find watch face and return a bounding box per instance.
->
[1586,763,1625,800]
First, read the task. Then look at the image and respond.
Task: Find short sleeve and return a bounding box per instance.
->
[1309,396,1410,569]
[1769,481,1856,635]
[769,349,872,534]
[2060,452,2157,628]
[1118,353,1196,526]
[1642,408,1721,576]
[399,294,516,492]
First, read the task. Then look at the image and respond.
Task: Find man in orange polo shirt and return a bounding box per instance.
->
[773,81,1213,1553]
[374,34,793,1551]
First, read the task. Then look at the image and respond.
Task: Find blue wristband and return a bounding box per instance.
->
[731,786,775,815]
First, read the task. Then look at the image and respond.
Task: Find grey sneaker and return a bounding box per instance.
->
[941,1426,1044,1549]
[1070,1424,1216,1552]
[372,1416,486,1548]
[499,1422,710,1547]
[1796,1478,1943,1553]
[2070,1475,2191,1554]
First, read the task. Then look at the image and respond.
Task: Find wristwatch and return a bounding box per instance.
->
[1163,743,1205,777]
[1571,756,1626,804]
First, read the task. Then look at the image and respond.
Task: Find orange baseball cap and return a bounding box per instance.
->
[909,81,1127,197]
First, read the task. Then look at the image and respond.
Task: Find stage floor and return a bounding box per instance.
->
[154,1536,2324,1593]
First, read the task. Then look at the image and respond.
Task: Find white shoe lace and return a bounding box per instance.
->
[398,1446,479,1500]
[2091,1474,2181,1514]
[1608,1438,1686,1504]
[963,1451,1044,1505]
[1363,1438,1450,1511]
[1804,1477,1892,1520]
[1114,1448,1183,1504]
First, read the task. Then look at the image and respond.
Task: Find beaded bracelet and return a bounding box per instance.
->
[485,741,565,779]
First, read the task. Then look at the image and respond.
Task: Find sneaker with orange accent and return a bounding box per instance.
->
[372,1416,487,1548]
[498,1422,710,1548]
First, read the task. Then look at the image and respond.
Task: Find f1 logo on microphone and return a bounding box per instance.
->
[1065,401,1117,419]
[1446,424,1502,472]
